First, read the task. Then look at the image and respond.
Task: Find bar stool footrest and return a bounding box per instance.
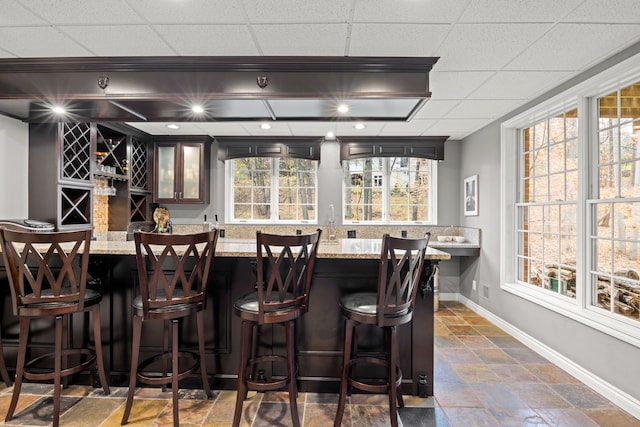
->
[23,349,97,382]
[347,355,402,393]
[136,350,200,387]
[244,355,296,391]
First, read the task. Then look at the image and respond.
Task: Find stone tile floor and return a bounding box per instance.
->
[0,301,638,426]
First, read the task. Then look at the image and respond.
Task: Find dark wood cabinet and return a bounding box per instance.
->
[153,137,211,204]
[28,122,152,232]
[29,122,93,230]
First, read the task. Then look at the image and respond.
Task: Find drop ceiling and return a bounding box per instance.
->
[0,0,639,140]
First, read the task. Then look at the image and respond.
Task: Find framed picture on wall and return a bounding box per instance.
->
[464,175,478,216]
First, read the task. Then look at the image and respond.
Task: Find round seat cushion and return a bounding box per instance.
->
[339,292,378,317]
[234,291,296,313]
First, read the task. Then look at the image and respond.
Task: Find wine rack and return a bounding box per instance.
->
[130,193,150,222]
[61,122,92,181]
[95,124,128,178]
[60,187,92,226]
[130,137,149,190]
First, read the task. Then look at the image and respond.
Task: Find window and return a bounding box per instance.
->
[516,109,579,299]
[502,53,640,346]
[590,83,640,321]
[343,157,437,223]
[227,157,317,223]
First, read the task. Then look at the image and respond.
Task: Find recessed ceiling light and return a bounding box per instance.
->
[51,105,66,114]
[260,123,272,130]
[192,105,204,114]
[354,123,365,130]
[337,104,349,114]
[167,124,180,130]
[325,131,336,140]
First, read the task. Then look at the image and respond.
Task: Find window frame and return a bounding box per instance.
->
[342,157,438,225]
[501,52,640,348]
[225,157,318,225]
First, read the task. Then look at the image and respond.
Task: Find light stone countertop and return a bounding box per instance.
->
[87,238,453,260]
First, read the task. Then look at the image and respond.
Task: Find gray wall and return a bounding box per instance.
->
[0,115,28,219]
[458,43,640,402]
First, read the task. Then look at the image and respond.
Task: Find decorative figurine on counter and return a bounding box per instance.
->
[152,207,171,233]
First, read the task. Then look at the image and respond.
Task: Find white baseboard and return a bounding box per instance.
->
[445,293,640,420]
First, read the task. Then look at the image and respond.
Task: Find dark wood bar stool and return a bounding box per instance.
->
[0,228,110,427]
[232,229,322,427]
[334,233,430,427]
[122,230,218,427]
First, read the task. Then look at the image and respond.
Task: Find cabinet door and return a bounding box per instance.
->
[153,141,208,204]
[154,143,178,203]
[179,143,205,203]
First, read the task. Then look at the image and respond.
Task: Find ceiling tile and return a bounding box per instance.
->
[335,121,386,136]
[243,0,352,23]
[20,0,144,24]
[506,23,640,71]
[155,25,259,55]
[413,100,460,120]
[445,100,522,119]
[128,0,246,24]
[348,23,449,57]
[286,121,336,134]
[0,0,47,25]
[436,23,553,71]
[565,0,640,23]
[427,118,493,134]
[128,122,209,135]
[428,71,495,100]
[191,122,251,136]
[469,71,572,100]
[240,121,292,136]
[352,0,470,23]
[378,120,435,134]
[459,0,583,22]
[252,24,349,56]
[61,25,175,56]
[0,27,92,57]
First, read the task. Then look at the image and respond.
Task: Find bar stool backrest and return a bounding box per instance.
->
[134,230,218,316]
[0,228,92,316]
[376,232,430,327]
[255,229,322,323]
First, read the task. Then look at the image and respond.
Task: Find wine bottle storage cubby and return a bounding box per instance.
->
[61,122,92,181]
[60,186,92,226]
[130,193,150,222]
[95,124,128,178]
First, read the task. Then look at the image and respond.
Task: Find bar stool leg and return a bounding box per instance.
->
[387,326,399,427]
[53,315,63,427]
[285,321,300,427]
[92,305,110,394]
[171,319,179,427]
[334,318,354,427]
[122,315,142,425]
[233,320,252,427]
[196,310,212,398]
[0,331,12,386]
[5,317,29,422]
[162,320,170,393]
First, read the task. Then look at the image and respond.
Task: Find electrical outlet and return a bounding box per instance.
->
[296,229,302,235]
[472,280,477,291]
[401,230,407,238]
[347,230,356,238]
[219,229,225,238]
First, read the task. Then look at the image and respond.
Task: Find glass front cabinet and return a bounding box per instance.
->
[153,138,211,204]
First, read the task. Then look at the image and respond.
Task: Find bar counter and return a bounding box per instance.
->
[1,237,453,397]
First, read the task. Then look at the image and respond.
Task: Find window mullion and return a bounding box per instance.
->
[272,159,279,221]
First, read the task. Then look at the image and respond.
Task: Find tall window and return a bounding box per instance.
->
[227,158,317,223]
[503,62,640,344]
[590,83,640,321]
[517,109,579,298]
[343,157,436,223]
